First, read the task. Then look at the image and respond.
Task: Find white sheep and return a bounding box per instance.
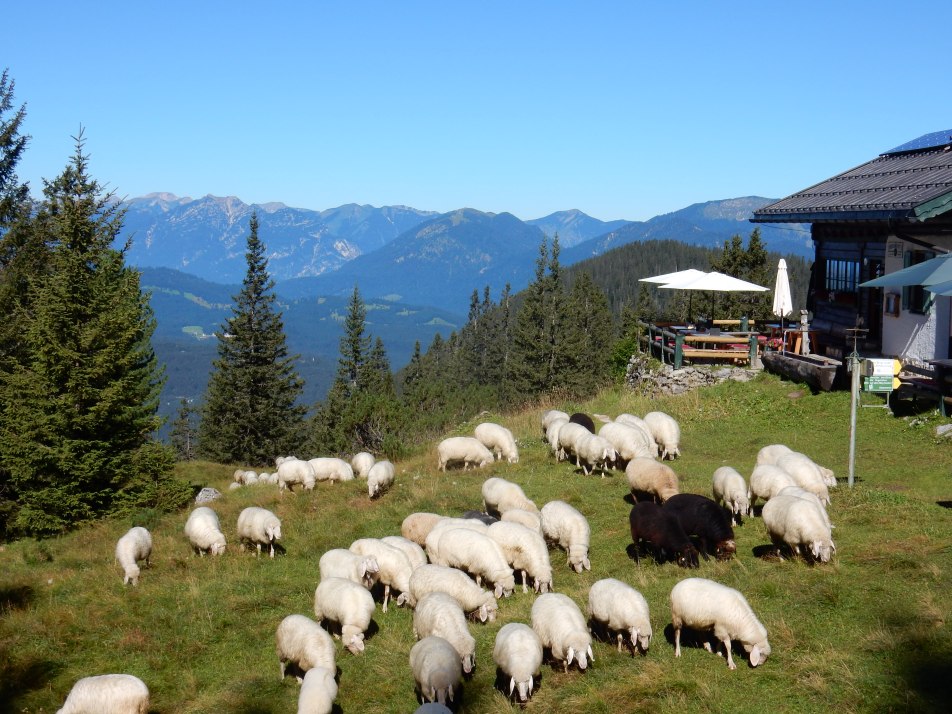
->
[236,507,282,558]
[540,500,591,573]
[413,591,477,674]
[531,592,593,672]
[474,422,520,463]
[762,493,836,563]
[410,635,462,706]
[643,411,682,460]
[275,614,336,681]
[278,458,316,492]
[401,512,446,546]
[319,548,380,590]
[587,578,652,655]
[625,457,680,502]
[436,436,494,471]
[115,527,152,586]
[572,432,617,476]
[313,576,375,654]
[425,527,515,598]
[56,674,149,714]
[749,464,797,510]
[776,485,833,529]
[481,476,538,516]
[275,455,297,467]
[598,421,657,465]
[555,421,592,464]
[755,443,793,466]
[493,622,543,702]
[350,537,413,611]
[712,466,752,525]
[775,452,831,505]
[183,506,226,556]
[351,451,376,478]
[541,409,570,437]
[406,564,499,622]
[670,577,771,670]
[486,520,553,593]
[381,535,429,570]
[308,457,354,483]
[428,517,488,537]
[545,417,570,457]
[500,507,543,534]
[367,459,395,498]
[297,666,337,714]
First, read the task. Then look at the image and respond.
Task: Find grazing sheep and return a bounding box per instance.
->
[629,501,700,568]
[712,466,752,525]
[184,506,226,556]
[410,635,463,706]
[350,538,413,611]
[776,485,834,530]
[56,673,149,714]
[615,412,652,434]
[587,578,653,654]
[749,464,797,510]
[402,512,446,546]
[598,421,657,466]
[413,591,477,674]
[670,577,770,670]
[531,592,593,672]
[425,527,515,598]
[406,564,499,622]
[437,436,494,471]
[775,452,831,505]
[381,535,429,571]
[462,510,499,526]
[545,417,570,457]
[351,451,376,478]
[236,507,282,558]
[643,411,681,459]
[297,666,337,714]
[275,614,336,681]
[319,548,380,590]
[568,412,596,433]
[662,493,737,560]
[367,459,395,498]
[500,508,543,534]
[626,457,680,503]
[755,443,793,466]
[313,577,375,654]
[474,422,520,463]
[308,457,355,483]
[429,517,489,537]
[540,500,591,573]
[493,622,543,702]
[573,432,618,476]
[487,520,553,593]
[481,476,538,516]
[278,458,316,492]
[556,421,593,464]
[115,526,152,586]
[541,409,570,437]
[275,455,297,467]
[762,493,836,563]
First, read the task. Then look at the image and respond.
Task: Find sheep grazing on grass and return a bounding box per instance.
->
[500,508,543,534]
[712,466,752,525]
[776,485,834,530]
[350,537,413,611]
[749,464,797,510]
[115,527,152,586]
[56,673,149,714]
[628,501,700,568]
[184,506,226,556]
[275,614,336,681]
[775,452,831,505]
[755,443,793,466]
[643,411,681,459]
[587,578,652,655]
[297,666,337,714]
[541,409,569,437]
[437,436,494,471]
[545,417,569,457]
[474,421,520,463]
[555,421,591,464]
[670,577,770,670]
[413,591,477,674]
[481,476,538,516]
[351,451,376,479]
[236,507,282,558]
[308,457,354,483]
[367,459,395,498]
[662,493,737,560]
[626,457,680,503]
[278,458,316,492]
[319,548,380,590]
[572,432,617,476]
[598,421,657,467]
[313,577,375,654]
[410,635,463,706]
[406,564,499,622]
[487,520,553,593]
[540,500,591,573]
[531,593,593,672]
[381,535,429,571]
[425,527,515,598]
[762,493,836,563]
[493,622,543,702]
[402,512,446,546]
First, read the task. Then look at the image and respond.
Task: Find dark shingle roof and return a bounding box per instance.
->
[752,130,952,224]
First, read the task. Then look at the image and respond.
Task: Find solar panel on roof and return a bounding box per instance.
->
[882,129,952,156]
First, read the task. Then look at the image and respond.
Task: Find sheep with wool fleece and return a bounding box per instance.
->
[367,459,395,498]
[555,421,592,465]
[755,443,793,466]
[307,456,354,483]
[531,592,594,672]
[474,421,520,463]
[762,493,836,563]
[413,591,477,674]
[775,452,832,504]
[643,410,681,460]
[628,501,700,568]
[712,466,752,525]
[401,512,446,546]
[487,520,553,593]
[481,476,538,516]
[545,417,569,458]
[275,614,336,681]
[382,535,428,570]
[541,408,569,437]
[587,578,652,654]
[115,526,152,586]
[670,577,770,670]
[410,635,463,706]
[662,493,737,560]
[428,516,489,537]
[436,436,494,471]
[275,455,296,467]
[313,576,375,654]
[749,463,797,510]
[598,421,656,466]
[775,485,834,529]
[406,564,499,622]
[297,666,337,714]
[277,458,316,492]
[625,457,680,503]
[318,548,380,590]
[56,673,149,714]
[462,510,499,526]
[540,500,591,573]
[350,537,413,611]
[351,451,375,478]
[236,507,282,558]
[493,622,543,703]
[500,507,543,534]
[425,527,515,598]
[183,506,226,556]
[572,431,617,476]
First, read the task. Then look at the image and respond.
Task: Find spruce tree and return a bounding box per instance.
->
[199,212,306,465]
[561,271,613,394]
[507,237,552,395]
[169,397,198,461]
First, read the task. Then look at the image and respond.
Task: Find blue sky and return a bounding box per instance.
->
[7,1,950,222]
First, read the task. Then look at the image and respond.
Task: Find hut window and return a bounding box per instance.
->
[824,259,859,293]
[901,250,935,315]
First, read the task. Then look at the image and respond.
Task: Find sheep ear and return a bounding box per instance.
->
[494,584,503,598]
[750,644,762,666]
[583,557,591,571]
[448,685,454,702]
[529,675,534,693]
[479,605,488,623]
[509,677,515,695]
[567,646,575,664]
[587,645,594,661]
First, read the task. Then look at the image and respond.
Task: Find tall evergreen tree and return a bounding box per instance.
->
[169,397,198,461]
[199,212,306,465]
[0,69,29,235]
[561,271,614,394]
[507,237,552,396]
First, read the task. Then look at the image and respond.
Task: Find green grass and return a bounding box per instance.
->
[2,373,950,713]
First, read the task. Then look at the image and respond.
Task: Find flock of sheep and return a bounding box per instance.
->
[64,410,839,713]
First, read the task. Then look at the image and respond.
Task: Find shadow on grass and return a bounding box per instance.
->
[0,654,61,710]
[937,501,952,509]
[878,608,952,713]
[0,583,34,612]
[493,665,542,704]
[660,623,757,669]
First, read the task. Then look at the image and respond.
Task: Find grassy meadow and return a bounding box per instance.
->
[1,373,950,713]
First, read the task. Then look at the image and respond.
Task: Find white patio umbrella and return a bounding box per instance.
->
[772,258,794,333]
[638,268,707,284]
[658,271,769,321]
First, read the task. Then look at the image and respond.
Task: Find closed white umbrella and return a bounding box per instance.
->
[772,259,794,349]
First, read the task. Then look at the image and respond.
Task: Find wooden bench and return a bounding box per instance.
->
[892,362,952,416]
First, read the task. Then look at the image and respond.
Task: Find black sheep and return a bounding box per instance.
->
[461,510,499,526]
[662,493,737,560]
[569,412,596,433]
[629,501,700,568]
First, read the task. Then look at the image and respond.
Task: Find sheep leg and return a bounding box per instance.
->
[279,660,286,679]
[722,638,736,670]
[674,626,682,657]
[269,542,275,559]
[383,585,390,613]
[521,570,529,594]
[255,543,262,557]
[617,633,624,653]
